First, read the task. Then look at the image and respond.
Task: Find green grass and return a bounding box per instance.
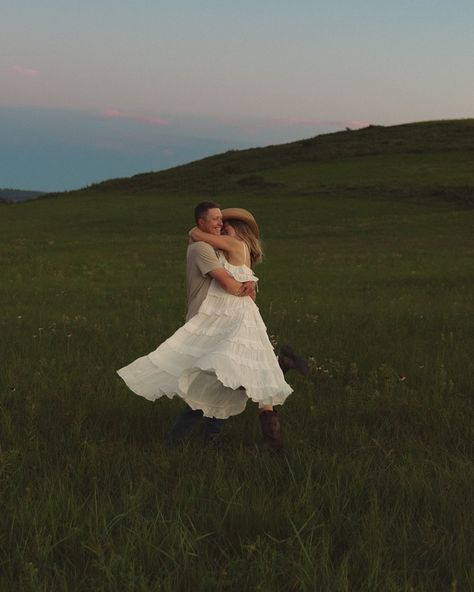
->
[1,120,474,590]
[260,151,474,187]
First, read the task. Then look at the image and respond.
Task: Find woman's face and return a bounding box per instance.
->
[223,221,236,236]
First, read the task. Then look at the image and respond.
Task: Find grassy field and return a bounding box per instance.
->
[1,121,474,590]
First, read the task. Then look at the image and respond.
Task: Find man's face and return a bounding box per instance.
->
[198,208,223,235]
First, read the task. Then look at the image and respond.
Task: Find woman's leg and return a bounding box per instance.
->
[255,344,308,451]
[258,406,283,451]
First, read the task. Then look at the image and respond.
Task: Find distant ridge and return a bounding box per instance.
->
[0,188,46,204]
[85,119,474,196]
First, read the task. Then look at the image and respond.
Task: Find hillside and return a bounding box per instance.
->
[84,119,474,204]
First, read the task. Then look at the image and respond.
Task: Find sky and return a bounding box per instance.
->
[1,0,473,192]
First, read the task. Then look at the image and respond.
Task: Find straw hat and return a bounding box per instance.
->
[221,208,259,238]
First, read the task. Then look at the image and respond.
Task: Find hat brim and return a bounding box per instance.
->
[221,208,259,237]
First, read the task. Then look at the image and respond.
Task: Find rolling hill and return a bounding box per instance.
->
[81,119,474,204]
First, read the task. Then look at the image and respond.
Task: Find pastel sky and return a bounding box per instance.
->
[1,0,473,191]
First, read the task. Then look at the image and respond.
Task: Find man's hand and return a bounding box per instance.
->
[209,270,257,299]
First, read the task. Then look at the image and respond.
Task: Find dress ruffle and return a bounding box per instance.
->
[117,258,293,418]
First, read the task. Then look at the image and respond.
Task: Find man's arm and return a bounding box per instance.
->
[191,242,256,299]
[209,268,256,299]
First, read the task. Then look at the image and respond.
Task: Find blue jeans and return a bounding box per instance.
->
[165,405,225,445]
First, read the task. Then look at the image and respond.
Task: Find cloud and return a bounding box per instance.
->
[271,116,369,129]
[102,108,169,127]
[272,116,329,126]
[347,119,370,129]
[239,126,260,136]
[10,64,40,78]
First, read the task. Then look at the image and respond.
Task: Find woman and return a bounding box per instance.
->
[117,207,292,446]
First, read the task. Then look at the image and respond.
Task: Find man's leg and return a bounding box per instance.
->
[165,405,204,446]
[166,406,226,446]
[203,416,226,443]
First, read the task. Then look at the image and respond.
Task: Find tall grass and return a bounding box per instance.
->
[1,190,473,591]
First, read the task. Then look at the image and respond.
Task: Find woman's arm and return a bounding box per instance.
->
[189,227,240,254]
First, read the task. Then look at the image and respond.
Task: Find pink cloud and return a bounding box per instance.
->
[103,109,122,118]
[347,119,370,129]
[102,109,169,127]
[272,116,328,126]
[239,126,260,136]
[271,116,369,129]
[216,115,243,124]
[11,64,40,78]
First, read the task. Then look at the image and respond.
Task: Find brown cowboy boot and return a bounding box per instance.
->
[259,410,283,451]
[278,344,310,376]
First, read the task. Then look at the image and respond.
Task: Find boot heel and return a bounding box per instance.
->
[259,410,283,451]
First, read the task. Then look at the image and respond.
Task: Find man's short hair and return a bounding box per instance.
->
[194,201,220,223]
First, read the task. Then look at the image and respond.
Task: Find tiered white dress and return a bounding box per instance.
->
[117,254,293,419]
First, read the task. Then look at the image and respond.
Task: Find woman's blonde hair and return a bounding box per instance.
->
[228,219,263,268]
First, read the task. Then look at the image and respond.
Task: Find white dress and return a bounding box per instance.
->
[117,252,293,419]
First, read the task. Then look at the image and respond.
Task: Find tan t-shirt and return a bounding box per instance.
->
[186,242,222,321]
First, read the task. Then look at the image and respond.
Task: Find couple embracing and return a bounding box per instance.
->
[117,201,307,450]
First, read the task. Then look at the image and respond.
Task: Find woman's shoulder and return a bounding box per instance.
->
[226,236,244,249]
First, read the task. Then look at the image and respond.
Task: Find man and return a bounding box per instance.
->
[165,201,255,446]
[166,201,308,448]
